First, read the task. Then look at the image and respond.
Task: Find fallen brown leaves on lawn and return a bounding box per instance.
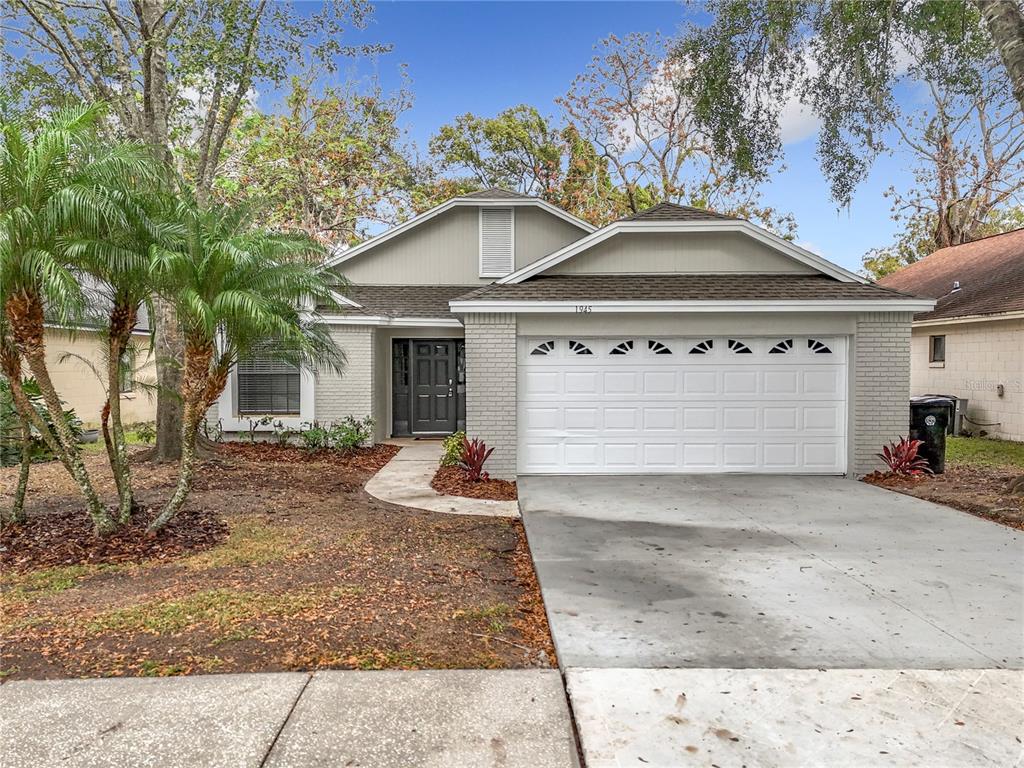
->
[431,466,518,501]
[0,442,553,680]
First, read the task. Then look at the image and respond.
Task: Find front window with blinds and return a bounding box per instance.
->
[237,352,300,415]
[479,207,514,277]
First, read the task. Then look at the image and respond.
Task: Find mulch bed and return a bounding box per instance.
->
[431,466,518,501]
[863,465,1024,530]
[216,442,399,474]
[0,508,228,572]
[0,442,552,680]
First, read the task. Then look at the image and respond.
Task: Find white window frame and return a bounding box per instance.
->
[216,364,315,432]
[479,207,515,278]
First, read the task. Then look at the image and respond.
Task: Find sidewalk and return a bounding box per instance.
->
[0,670,575,768]
[365,440,520,517]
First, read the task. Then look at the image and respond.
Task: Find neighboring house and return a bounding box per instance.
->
[43,323,156,428]
[878,229,1024,442]
[210,187,933,478]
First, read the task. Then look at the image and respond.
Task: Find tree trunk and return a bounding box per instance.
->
[153,295,184,461]
[106,303,136,522]
[148,337,213,532]
[139,0,186,463]
[3,417,32,524]
[976,0,1024,116]
[5,294,115,534]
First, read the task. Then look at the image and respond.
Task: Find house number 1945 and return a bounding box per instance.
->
[575,305,593,313]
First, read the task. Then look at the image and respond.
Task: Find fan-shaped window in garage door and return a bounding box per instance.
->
[648,340,673,355]
[728,339,753,354]
[689,339,714,354]
[769,339,794,354]
[530,340,555,356]
[609,340,634,355]
[568,340,593,355]
[808,339,833,354]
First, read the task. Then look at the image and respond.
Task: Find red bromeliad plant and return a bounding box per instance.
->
[877,437,932,476]
[459,437,494,482]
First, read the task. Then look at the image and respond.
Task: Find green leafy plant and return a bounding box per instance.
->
[459,437,494,483]
[440,431,466,467]
[328,416,373,452]
[128,422,156,444]
[300,422,331,451]
[0,377,81,467]
[271,420,294,446]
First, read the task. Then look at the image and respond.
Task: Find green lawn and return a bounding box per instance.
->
[946,436,1024,469]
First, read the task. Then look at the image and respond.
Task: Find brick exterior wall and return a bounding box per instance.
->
[464,313,517,479]
[315,325,377,431]
[853,312,914,476]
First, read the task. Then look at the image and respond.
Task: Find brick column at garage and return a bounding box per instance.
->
[463,312,517,479]
[853,311,914,476]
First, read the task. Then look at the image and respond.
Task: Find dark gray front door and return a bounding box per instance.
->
[411,340,457,434]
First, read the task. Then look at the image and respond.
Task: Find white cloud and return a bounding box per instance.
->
[797,240,823,255]
[779,97,821,145]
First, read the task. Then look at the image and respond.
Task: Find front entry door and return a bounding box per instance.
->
[411,340,457,434]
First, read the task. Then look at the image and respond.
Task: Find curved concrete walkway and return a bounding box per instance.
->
[365,440,519,517]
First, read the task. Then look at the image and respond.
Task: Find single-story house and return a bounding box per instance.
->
[878,228,1023,442]
[209,188,934,478]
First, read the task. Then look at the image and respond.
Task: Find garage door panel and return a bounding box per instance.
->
[763,407,798,431]
[604,407,638,430]
[565,371,600,394]
[723,407,758,431]
[682,407,717,431]
[682,370,718,395]
[643,407,677,430]
[519,336,846,474]
[525,407,560,431]
[723,443,758,468]
[604,442,639,467]
[722,370,758,395]
[563,407,597,430]
[764,370,800,395]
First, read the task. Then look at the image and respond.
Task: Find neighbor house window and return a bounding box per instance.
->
[237,351,300,415]
[929,335,946,364]
[479,207,514,277]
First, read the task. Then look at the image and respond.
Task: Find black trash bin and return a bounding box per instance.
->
[909,396,953,473]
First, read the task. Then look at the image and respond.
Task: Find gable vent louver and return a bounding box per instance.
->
[480,207,514,277]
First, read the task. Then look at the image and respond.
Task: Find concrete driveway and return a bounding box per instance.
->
[521,475,1024,766]
[520,474,1024,669]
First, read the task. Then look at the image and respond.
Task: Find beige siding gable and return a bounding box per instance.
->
[548,231,819,276]
[333,204,590,286]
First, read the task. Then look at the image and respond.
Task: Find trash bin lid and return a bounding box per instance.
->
[910,395,954,406]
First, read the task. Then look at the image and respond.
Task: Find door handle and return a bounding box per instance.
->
[448,379,453,397]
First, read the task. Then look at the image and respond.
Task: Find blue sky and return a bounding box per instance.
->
[291,0,914,272]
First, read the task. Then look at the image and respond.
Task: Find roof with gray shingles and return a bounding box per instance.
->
[620,201,738,222]
[319,285,480,319]
[453,274,917,303]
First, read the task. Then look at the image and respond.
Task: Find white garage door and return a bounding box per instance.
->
[518,335,847,474]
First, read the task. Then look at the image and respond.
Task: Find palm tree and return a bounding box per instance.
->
[0,102,160,533]
[146,199,342,532]
[65,191,174,523]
